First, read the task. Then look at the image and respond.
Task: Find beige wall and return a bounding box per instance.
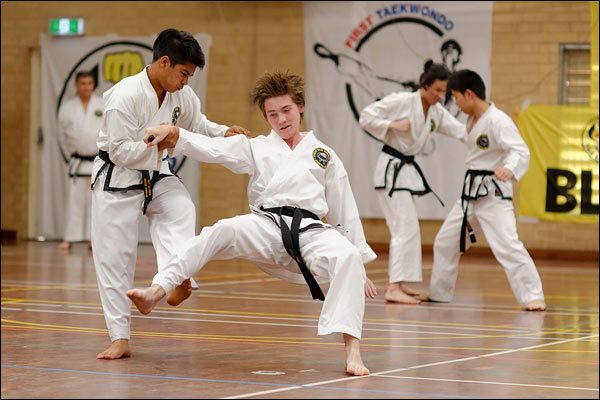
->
[2,1,597,252]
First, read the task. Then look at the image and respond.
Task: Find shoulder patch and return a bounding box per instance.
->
[312,147,331,169]
[476,134,490,150]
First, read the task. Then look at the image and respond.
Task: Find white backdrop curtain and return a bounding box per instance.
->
[39,33,212,242]
[304,1,493,218]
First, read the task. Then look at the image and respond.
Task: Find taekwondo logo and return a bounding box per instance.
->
[476,134,490,150]
[171,106,181,125]
[581,117,598,163]
[57,40,187,174]
[313,147,331,169]
[430,119,436,133]
[314,3,464,152]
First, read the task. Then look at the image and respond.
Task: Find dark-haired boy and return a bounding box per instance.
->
[427,69,546,312]
[91,28,250,359]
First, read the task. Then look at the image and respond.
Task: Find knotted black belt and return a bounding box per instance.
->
[97,150,159,215]
[381,145,443,206]
[459,169,495,253]
[260,206,325,301]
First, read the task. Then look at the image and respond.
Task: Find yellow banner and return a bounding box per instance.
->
[518,105,598,222]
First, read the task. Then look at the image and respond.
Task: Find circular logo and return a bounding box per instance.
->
[581,117,598,163]
[312,147,331,169]
[476,134,489,150]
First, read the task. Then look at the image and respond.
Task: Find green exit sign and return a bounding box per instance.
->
[49,18,84,36]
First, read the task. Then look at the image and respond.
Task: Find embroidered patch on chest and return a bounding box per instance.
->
[171,106,181,125]
[94,109,103,117]
[430,119,436,133]
[476,134,490,150]
[312,147,331,169]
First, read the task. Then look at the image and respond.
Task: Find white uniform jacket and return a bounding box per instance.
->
[462,103,530,200]
[359,91,466,195]
[57,94,104,177]
[92,67,228,191]
[175,129,378,284]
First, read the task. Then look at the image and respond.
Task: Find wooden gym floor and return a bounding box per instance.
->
[1,241,598,398]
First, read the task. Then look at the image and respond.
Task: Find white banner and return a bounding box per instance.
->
[304,1,492,218]
[40,33,212,241]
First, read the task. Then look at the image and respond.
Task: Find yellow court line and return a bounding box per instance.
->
[2,296,597,334]
[2,322,597,353]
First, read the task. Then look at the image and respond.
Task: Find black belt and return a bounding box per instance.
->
[97,150,159,215]
[459,169,495,253]
[381,145,443,206]
[260,206,325,301]
[71,153,96,162]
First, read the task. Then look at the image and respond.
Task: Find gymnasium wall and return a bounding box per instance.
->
[1,1,597,252]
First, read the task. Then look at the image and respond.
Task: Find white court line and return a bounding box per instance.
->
[8,308,539,338]
[221,333,599,399]
[3,302,593,337]
[374,375,599,392]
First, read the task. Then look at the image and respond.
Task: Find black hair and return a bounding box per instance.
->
[75,70,95,84]
[447,69,486,100]
[419,60,450,88]
[152,28,205,69]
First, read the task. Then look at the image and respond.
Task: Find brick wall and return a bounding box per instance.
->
[1,1,597,252]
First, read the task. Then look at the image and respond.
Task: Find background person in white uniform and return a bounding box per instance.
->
[359,61,466,304]
[56,71,103,253]
[427,69,546,311]
[127,71,378,376]
[91,28,250,360]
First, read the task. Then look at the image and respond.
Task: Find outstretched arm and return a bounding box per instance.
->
[145,125,254,175]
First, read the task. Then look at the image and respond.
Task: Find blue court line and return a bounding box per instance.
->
[1,364,482,399]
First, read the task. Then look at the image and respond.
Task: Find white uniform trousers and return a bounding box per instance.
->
[153,213,367,340]
[376,190,422,284]
[429,193,545,306]
[91,171,196,341]
[63,176,93,242]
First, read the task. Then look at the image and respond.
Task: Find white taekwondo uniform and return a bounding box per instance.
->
[359,91,465,284]
[57,94,104,242]
[151,130,377,340]
[91,67,228,341]
[428,104,545,306]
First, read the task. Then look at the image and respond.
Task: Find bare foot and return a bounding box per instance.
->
[127,284,166,315]
[96,339,131,359]
[343,334,369,376]
[384,284,421,304]
[400,283,420,297]
[57,241,71,253]
[166,278,192,306]
[524,299,547,311]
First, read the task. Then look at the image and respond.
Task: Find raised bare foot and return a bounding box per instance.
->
[166,278,192,306]
[57,241,71,253]
[384,284,421,304]
[344,334,370,376]
[127,284,166,315]
[524,300,547,311]
[96,339,131,359]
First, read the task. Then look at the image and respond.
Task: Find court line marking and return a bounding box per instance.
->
[222,333,599,399]
[0,364,478,399]
[2,297,596,335]
[9,307,596,344]
[374,374,599,392]
[2,317,597,353]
